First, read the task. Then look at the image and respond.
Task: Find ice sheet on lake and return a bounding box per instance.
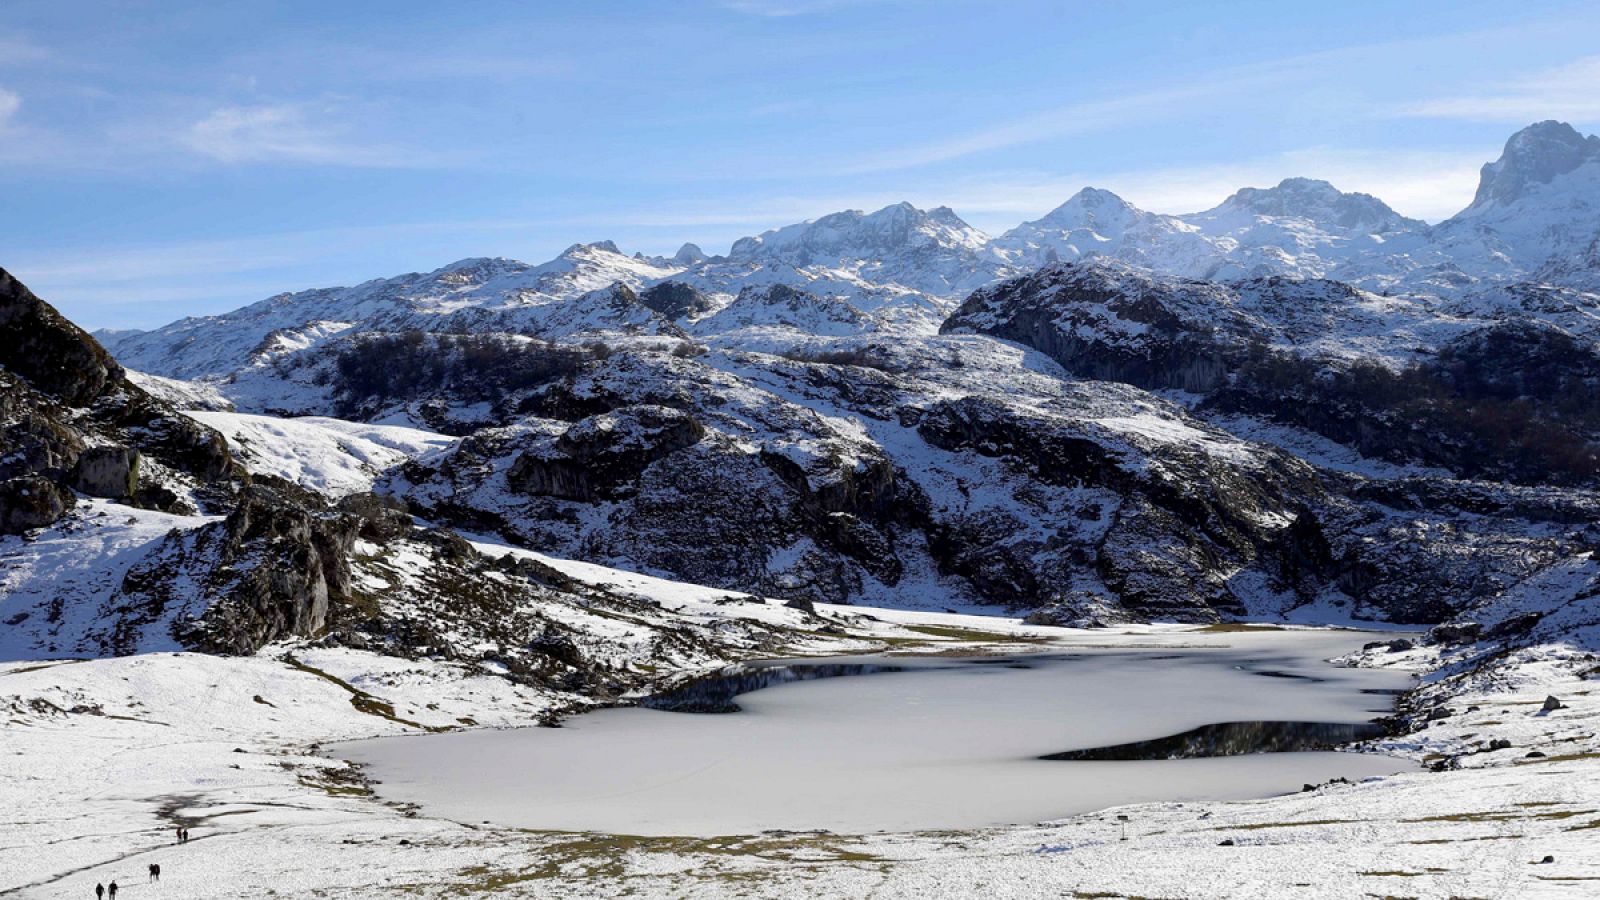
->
[340,630,1415,835]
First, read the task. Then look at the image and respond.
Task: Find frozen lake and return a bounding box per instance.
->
[340,629,1417,835]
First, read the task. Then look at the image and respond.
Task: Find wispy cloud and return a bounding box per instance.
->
[1397,55,1600,122]
[0,34,51,67]
[833,83,1226,176]
[179,102,451,168]
[0,88,20,128]
[821,23,1576,178]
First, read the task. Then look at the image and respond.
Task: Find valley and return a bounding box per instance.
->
[3,117,1600,897]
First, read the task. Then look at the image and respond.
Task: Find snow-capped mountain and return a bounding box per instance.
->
[1430,120,1600,281]
[718,201,1011,298]
[99,121,1600,396]
[99,248,684,380]
[990,187,1220,277]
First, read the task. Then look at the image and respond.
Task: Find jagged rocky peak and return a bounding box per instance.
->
[0,267,126,406]
[727,201,989,264]
[1467,120,1600,212]
[562,239,625,257]
[0,268,237,534]
[1204,177,1423,234]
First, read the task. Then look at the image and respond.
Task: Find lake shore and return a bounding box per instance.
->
[4,596,1598,898]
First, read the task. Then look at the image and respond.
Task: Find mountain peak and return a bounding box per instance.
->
[672,242,708,265]
[1036,187,1139,223]
[727,201,986,264]
[562,240,624,257]
[1207,177,1420,233]
[1468,120,1600,211]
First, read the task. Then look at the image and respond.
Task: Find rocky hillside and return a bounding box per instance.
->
[11,120,1596,636]
[0,270,835,697]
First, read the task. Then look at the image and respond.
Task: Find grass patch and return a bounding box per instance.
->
[420,831,887,895]
[902,623,1026,642]
[1515,751,1600,765]
[298,773,374,799]
[281,655,445,732]
[1219,819,1359,831]
[1194,623,1286,633]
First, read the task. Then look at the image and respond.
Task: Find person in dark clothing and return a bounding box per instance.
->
[108,883,118,898]
[95,884,104,899]
[148,863,161,882]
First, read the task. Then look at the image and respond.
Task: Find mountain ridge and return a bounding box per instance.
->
[99,121,1600,381]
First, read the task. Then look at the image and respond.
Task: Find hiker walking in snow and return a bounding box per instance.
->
[108,882,118,898]
[148,863,161,882]
[94,884,104,899]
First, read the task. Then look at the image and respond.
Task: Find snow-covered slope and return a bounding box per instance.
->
[184,412,455,497]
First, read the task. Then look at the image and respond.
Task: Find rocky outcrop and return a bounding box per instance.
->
[0,270,236,520]
[0,268,124,407]
[117,484,360,655]
[638,281,714,320]
[941,262,1249,392]
[337,491,413,542]
[508,405,705,501]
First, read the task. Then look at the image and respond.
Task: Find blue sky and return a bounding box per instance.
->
[3,0,1598,329]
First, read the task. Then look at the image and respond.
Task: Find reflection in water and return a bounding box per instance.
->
[1042,720,1389,760]
[643,663,903,713]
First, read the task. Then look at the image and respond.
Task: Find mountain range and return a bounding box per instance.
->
[99,120,1600,389]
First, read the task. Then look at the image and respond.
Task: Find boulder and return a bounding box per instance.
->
[337,492,413,542]
[0,475,75,534]
[70,446,140,499]
[165,486,360,655]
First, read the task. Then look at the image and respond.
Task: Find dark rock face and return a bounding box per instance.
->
[0,475,76,534]
[941,263,1250,393]
[912,394,1321,620]
[70,446,140,499]
[122,485,359,655]
[638,281,714,320]
[0,268,124,407]
[0,269,236,519]
[508,405,705,501]
[337,492,413,542]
